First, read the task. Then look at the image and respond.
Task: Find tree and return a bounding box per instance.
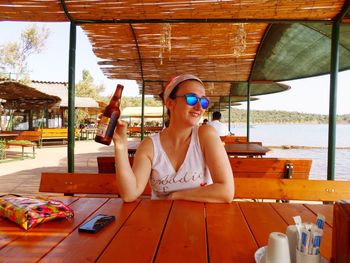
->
[0,24,49,80]
[75,69,105,99]
[75,69,106,125]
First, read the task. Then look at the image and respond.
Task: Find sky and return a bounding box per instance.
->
[0,21,349,115]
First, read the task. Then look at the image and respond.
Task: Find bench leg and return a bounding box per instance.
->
[21,146,24,160]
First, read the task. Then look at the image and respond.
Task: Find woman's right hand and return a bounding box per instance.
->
[112,120,128,152]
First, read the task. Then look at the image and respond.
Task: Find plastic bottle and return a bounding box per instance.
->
[95,84,124,145]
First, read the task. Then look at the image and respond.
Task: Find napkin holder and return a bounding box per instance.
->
[332,200,350,263]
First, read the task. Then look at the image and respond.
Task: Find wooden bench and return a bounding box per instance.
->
[40,172,152,196]
[97,156,134,173]
[220,136,247,143]
[96,156,312,179]
[37,128,80,146]
[229,157,312,179]
[5,131,41,158]
[39,172,350,203]
[234,178,350,202]
[127,126,163,137]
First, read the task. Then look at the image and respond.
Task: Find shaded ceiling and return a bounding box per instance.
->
[0,81,60,110]
[1,1,349,110]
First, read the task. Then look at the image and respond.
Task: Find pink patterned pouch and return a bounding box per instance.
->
[0,195,74,230]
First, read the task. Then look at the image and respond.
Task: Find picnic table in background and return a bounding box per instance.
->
[0,198,334,262]
[0,132,19,140]
[224,142,271,157]
[127,126,163,137]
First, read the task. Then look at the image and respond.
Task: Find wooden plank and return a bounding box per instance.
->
[40,198,140,262]
[271,203,333,261]
[239,202,288,247]
[97,199,172,263]
[0,198,108,262]
[304,204,334,227]
[230,158,312,179]
[234,178,350,202]
[155,201,207,263]
[206,202,257,263]
[40,172,152,196]
[97,156,134,173]
[40,173,119,195]
[221,136,247,143]
[332,202,350,263]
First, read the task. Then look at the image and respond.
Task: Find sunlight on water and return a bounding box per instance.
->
[229,124,350,180]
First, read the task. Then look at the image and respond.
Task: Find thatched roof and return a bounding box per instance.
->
[31,81,99,108]
[0,80,99,110]
[1,1,349,110]
[0,80,60,110]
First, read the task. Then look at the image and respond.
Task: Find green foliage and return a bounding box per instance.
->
[0,24,49,80]
[0,140,6,159]
[6,140,32,145]
[75,69,105,100]
[120,96,162,108]
[74,69,106,125]
[219,108,350,124]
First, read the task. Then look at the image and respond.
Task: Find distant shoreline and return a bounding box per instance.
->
[267,145,350,150]
[229,122,350,125]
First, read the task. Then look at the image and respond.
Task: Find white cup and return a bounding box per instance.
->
[296,249,321,263]
[266,232,291,263]
[286,225,298,263]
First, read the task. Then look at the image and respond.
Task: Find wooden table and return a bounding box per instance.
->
[0,198,333,262]
[0,133,19,140]
[224,143,271,157]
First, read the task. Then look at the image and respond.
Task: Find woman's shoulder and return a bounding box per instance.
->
[139,136,154,149]
[197,124,220,146]
[135,137,155,160]
[198,123,218,138]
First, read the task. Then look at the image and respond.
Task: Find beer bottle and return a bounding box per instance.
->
[95,84,124,145]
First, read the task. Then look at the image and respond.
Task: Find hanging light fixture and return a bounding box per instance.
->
[159,23,172,65]
[232,23,247,57]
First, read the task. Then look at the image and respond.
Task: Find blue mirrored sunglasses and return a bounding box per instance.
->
[176,93,210,109]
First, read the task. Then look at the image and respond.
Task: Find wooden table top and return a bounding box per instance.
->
[224,143,271,157]
[0,198,333,263]
[0,133,19,139]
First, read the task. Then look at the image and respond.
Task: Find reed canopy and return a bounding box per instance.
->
[1,1,350,110]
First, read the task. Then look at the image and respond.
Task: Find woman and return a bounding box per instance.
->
[113,74,234,203]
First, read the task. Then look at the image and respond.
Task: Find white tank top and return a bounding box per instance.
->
[149,126,213,199]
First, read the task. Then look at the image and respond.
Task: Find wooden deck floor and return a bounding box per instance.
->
[0,140,140,196]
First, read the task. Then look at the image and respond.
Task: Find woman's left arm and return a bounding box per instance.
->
[169,125,234,203]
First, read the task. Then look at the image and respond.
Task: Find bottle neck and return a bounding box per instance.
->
[108,84,123,107]
[112,84,123,99]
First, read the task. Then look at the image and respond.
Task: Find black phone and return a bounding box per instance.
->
[78,214,115,233]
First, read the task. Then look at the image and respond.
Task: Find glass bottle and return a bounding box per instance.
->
[95,84,124,145]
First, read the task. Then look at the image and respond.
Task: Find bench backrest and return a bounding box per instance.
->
[229,157,312,179]
[40,172,152,196]
[97,156,134,173]
[15,131,41,142]
[39,173,350,202]
[220,136,247,143]
[234,178,350,202]
[37,128,80,138]
[97,156,312,179]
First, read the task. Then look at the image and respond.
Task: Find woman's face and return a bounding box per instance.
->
[168,80,207,127]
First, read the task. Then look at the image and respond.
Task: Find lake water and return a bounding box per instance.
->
[229,124,350,180]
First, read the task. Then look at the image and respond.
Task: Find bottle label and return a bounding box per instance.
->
[96,116,110,137]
